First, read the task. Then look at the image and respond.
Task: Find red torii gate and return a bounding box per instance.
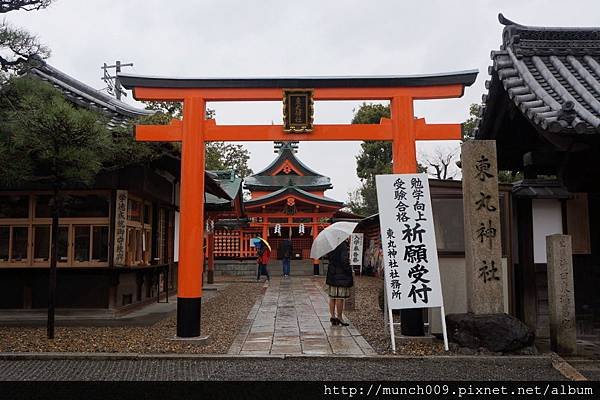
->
[119,72,477,337]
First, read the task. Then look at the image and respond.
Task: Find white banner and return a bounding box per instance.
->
[375,174,443,309]
[349,233,364,266]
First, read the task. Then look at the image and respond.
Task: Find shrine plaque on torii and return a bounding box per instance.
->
[119,71,478,338]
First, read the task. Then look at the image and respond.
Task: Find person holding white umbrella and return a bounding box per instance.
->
[310,221,357,326]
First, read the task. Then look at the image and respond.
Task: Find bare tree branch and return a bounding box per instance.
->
[0,0,52,13]
[420,147,458,180]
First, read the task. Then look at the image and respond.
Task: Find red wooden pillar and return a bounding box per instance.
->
[177,97,206,337]
[391,95,424,337]
[391,96,416,174]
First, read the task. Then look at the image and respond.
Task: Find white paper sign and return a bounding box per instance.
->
[350,233,364,266]
[375,174,443,309]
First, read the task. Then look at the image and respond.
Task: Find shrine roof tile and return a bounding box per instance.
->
[244,175,332,190]
[28,61,153,130]
[119,71,478,90]
[244,186,343,207]
[251,145,326,178]
[477,14,600,138]
[205,171,242,206]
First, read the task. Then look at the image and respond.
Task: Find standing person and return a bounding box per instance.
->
[256,239,271,282]
[279,238,293,278]
[325,238,353,326]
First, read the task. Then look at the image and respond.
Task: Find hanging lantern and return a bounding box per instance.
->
[205,218,215,234]
[274,224,281,236]
[299,223,305,235]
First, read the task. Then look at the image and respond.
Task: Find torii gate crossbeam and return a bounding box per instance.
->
[120,71,478,337]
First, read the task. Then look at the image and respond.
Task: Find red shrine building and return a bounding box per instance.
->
[212,142,355,268]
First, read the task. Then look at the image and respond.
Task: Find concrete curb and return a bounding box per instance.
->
[0,352,556,362]
[550,353,588,381]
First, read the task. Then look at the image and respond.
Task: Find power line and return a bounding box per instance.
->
[101,61,133,101]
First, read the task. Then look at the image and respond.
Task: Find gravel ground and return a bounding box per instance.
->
[0,357,566,381]
[345,276,447,355]
[0,282,263,354]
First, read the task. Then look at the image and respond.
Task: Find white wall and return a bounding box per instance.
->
[532,199,563,264]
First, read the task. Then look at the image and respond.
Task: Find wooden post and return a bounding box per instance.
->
[262,224,268,241]
[176,97,206,338]
[517,197,537,330]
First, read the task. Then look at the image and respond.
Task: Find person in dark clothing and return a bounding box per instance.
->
[279,238,293,277]
[256,240,271,282]
[325,239,353,326]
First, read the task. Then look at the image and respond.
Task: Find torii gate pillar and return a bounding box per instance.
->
[119,70,477,338]
[176,97,206,337]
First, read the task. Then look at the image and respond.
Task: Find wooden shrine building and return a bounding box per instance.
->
[0,62,234,311]
[477,14,600,339]
[211,141,351,269]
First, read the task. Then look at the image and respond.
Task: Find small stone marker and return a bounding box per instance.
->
[546,234,577,355]
[461,140,503,314]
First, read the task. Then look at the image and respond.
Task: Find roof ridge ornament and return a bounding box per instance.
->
[498,13,521,27]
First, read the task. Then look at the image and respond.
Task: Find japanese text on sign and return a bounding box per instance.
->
[113,190,128,265]
[376,174,443,309]
[350,233,364,266]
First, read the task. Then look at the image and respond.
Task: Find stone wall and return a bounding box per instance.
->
[213,259,328,277]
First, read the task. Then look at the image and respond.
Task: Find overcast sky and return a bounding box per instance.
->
[7,0,600,201]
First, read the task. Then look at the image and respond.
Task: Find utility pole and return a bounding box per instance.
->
[101,61,133,100]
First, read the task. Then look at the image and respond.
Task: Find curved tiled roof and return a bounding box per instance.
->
[243,175,332,190]
[478,14,600,137]
[245,186,343,208]
[245,142,332,190]
[28,62,153,130]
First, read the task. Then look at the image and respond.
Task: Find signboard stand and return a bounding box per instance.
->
[384,284,449,352]
[376,173,449,352]
[383,284,399,352]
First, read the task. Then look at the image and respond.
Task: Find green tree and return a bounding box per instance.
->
[461,103,481,142]
[0,76,113,339]
[349,103,426,216]
[142,101,253,178]
[461,103,522,183]
[0,1,53,73]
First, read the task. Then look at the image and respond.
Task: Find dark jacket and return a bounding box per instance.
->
[325,241,353,288]
[278,239,293,259]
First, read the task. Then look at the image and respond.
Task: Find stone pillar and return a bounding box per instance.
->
[546,234,577,355]
[461,140,504,314]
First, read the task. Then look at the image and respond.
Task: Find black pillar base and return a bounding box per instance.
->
[313,264,320,275]
[207,270,214,285]
[177,297,201,338]
[400,309,425,336]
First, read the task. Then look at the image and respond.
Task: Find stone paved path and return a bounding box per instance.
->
[0,356,566,381]
[228,277,375,356]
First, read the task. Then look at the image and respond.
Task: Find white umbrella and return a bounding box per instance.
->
[310,221,358,259]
